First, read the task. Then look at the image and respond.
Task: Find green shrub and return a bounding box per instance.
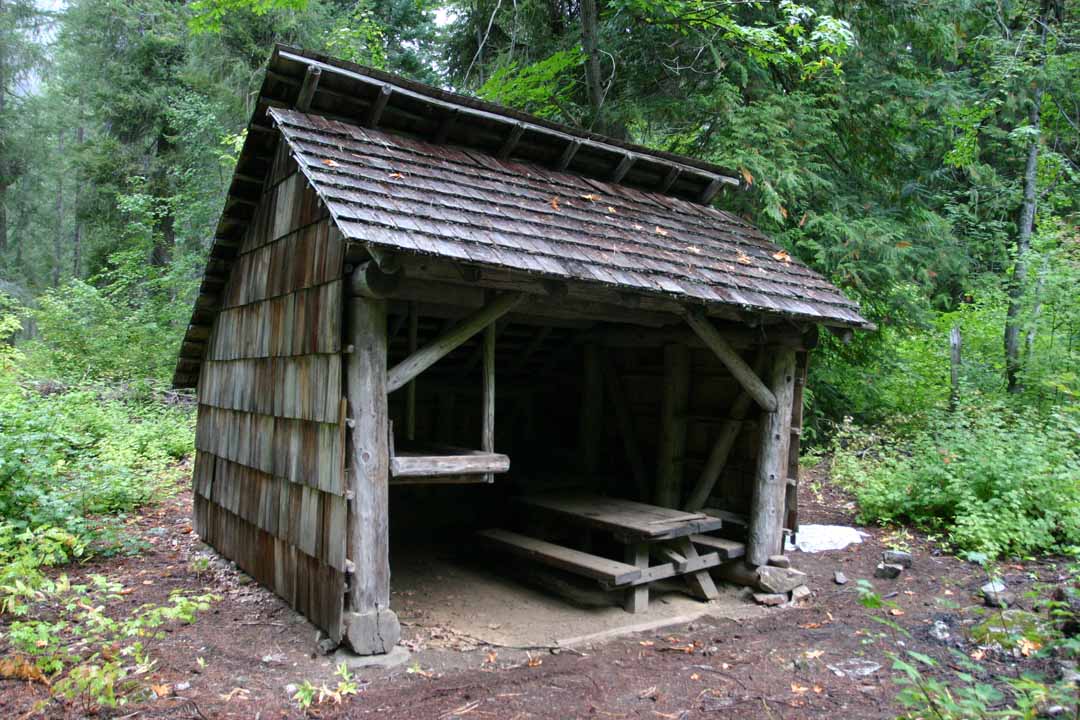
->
[832,402,1080,557]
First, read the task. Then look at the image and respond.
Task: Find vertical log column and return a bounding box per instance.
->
[655,344,689,508]
[746,349,797,566]
[343,296,400,655]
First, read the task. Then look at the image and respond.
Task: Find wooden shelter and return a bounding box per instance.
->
[174,46,870,655]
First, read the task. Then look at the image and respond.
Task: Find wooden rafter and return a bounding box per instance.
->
[685,310,777,412]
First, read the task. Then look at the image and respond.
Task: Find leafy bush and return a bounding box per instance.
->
[832,402,1080,557]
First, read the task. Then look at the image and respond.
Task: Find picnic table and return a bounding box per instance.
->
[479,491,746,613]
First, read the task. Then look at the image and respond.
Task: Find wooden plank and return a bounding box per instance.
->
[690,534,746,560]
[386,292,524,392]
[655,344,689,507]
[624,544,649,613]
[601,356,649,501]
[615,547,722,588]
[478,529,642,586]
[390,452,510,477]
[406,302,418,441]
[686,310,777,412]
[676,537,719,600]
[785,351,808,533]
[390,474,495,486]
[747,349,797,566]
[517,492,722,540]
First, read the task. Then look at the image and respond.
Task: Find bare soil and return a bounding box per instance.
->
[1,461,1072,719]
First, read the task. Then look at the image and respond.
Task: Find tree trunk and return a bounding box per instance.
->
[72,127,84,277]
[52,131,64,287]
[1003,5,1050,393]
[580,0,604,128]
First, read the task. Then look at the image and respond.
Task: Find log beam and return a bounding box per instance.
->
[343,296,400,654]
[405,302,418,441]
[746,350,797,566]
[295,65,321,112]
[349,261,401,299]
[386,292,524,392]
[686,310,777,412]
[482,319,496,483]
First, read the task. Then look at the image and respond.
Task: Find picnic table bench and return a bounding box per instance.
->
[479,491,746,613]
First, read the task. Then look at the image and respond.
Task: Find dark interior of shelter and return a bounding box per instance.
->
[382,307,774,579]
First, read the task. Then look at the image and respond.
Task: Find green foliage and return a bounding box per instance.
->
[292,663,363,711]
[189,0,310,33]
[325,1,388,69]
[832,404,1080,558]
[477,49,585,119]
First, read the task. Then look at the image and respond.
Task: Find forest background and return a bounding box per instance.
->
[0,0,1078,561]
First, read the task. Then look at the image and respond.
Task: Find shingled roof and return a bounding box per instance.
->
[173,46,869,388]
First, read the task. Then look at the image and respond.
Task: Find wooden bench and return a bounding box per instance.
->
[478,528,642,586]
[690,534,746,560]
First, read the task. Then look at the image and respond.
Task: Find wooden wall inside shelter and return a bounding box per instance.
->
[193,141,348,639]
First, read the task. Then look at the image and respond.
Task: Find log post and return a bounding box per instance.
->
[406,302,418,441]
[686,310,777,412]
[655,344,689,508]
[746,349,797,567]
[579,344,603,478]
[784,352,808,535]
[343,296,400,654]
[481,321,496,483]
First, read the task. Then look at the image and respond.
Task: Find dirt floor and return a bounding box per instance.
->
[1,462,1074,719]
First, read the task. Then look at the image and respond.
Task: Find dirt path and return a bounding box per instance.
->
[1,464,1069,719]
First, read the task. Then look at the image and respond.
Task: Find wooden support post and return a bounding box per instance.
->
[579,344,603,477]
[343,296,400,655]
[349,261,401,299]
[386,292,524,392]
[676,538,719,600]
[686,310,777,412]
[405,302,418,441]
[364,85,392,128]
[624,544,649,613]
[784,352,808,535]
[684,352,766,511]
[655,344,689,508]
[746,350,797,567]
[482,321,496,484]
[601,356,649,501]
[295,65,321,112]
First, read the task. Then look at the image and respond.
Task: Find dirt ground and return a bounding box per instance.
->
[1,463,1073,719]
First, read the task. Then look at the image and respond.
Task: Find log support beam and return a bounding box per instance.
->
[746,350,797,567]
[295,65,321,112]
[481,317,497,483]
[686,310,777,411]
[387,292,524,392]
[343,296,400,655]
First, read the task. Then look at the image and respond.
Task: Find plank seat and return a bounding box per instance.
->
[690,534,746,560]
[478,529,642,586]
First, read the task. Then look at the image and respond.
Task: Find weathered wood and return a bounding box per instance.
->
[364,84,392,128]
[689,534,746,560]
[698,177,723,204]
[655,344,689,508]
[611,153,635,183]
[386,292,524,392]
[479,529,642,586]
[616,545,722,588]
[624,544,649,613]
[684,352,767,511]
[784,352,808,533]
[390,451,510,477]
[676,538,719,600]
[406,302,418,441]
[746,349,797,566]
[601,356,649,501]
[390,474,495,486]
[482,319,496,483]
[579,344,603,477]
[517,492,722,541]
[295,65,321,112]
[348,260,401,299]
[686,310,777,412]
[344,296,399,654]
[556,139,581,170]
[498,122,525,160]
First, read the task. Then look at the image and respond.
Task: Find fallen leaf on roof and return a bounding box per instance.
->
[580,193,600,201]
[685,245,702,254]
[655,226,669,236]
[388,172,405,179]
[321,159,339,167]
[639,640,655,647]
[736,251,753,265]
[607,206,618,214]
[526,654,543,668]
[549,197,560,210]
[689,673,700,681]
[773,250,791,263]
[633,224,644,231]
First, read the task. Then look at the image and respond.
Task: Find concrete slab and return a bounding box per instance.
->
[333,644,410,670]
